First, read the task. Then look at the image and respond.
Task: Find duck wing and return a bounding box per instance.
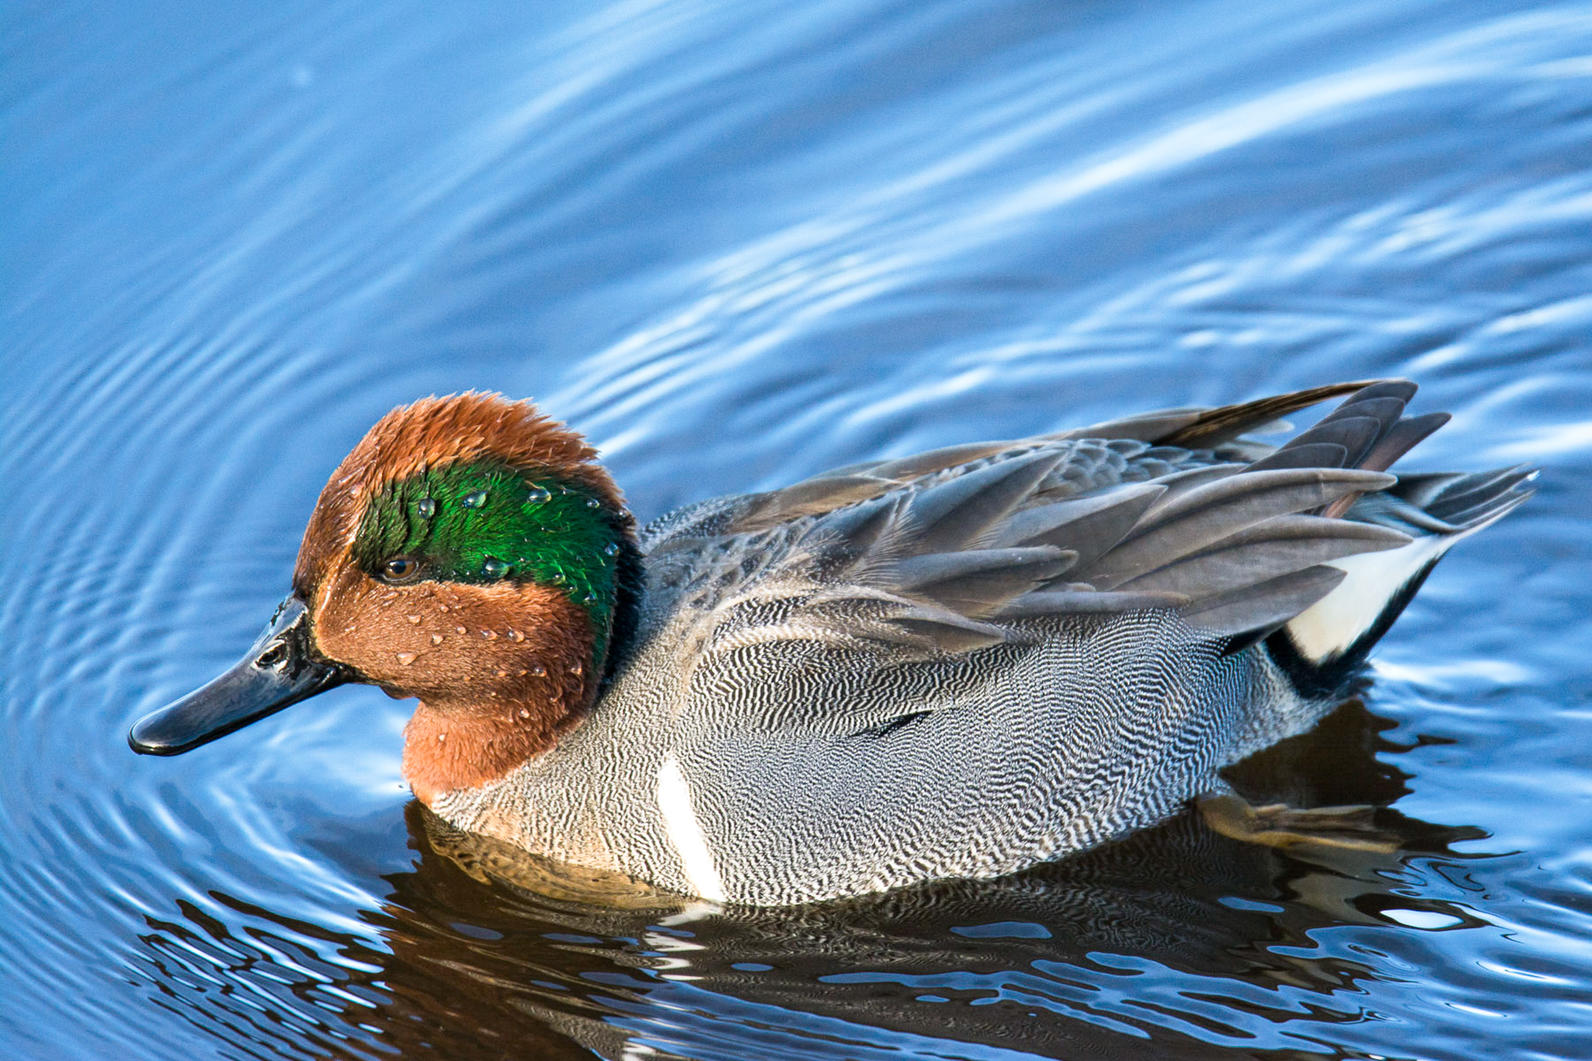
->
[670,452,1403,656]
[643,382,1493,738]
[701,378,1380,536]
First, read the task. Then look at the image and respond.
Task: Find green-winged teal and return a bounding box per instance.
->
[131,380,1532,905]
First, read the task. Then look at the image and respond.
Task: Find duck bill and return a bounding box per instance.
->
[129,595,347,755]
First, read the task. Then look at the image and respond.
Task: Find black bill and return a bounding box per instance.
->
[129,595,347,755]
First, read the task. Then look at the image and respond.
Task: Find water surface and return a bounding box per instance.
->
[4,0,1591,1058]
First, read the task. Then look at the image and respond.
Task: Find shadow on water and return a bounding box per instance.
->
[133,699,1493,1061]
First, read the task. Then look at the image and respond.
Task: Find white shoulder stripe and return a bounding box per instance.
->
[656,753,727,902]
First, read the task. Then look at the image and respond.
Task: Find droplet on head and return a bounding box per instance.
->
[496,669,509,678]
[585,497,601,509]
[571,661,583,677]
[603,542,621,557]
[481,629,498,640]
[437,732,446,742]
[483,557,510,579]
[507,628,524,642]
[526,486,550,504]
[430,634,443,645]
[549,573,566,586]
[416,497,436,519]
[406,614,421,624]
[518,708,530,719]
[462,490,488,509]
[529,664,547,677]
[396,651,417,666]
[583,592,598,605]
[455,625,466,635]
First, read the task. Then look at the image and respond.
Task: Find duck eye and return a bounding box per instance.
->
[379,557,422,583]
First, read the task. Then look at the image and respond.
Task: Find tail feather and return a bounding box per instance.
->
[1269,460,1534,694]
[1414,466,1537,526]
[1232,383,1537,696]
[1027,378,1528,691]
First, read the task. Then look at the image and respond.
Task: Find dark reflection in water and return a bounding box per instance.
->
[132,702,1495,1061]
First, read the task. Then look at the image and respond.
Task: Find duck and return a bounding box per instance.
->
[130,379,1532,905]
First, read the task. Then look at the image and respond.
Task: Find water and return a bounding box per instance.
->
[3,0,1591,1057]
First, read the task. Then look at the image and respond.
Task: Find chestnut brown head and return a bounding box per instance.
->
[131,393,639,803]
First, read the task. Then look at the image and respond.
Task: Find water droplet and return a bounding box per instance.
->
[507,628,524,642]
[585,497,601,509]
[416,497,436,519]
[496,669,509,678]
[549,573,566,586]
[430,634,443,645]
[455,625,466,635]
[437,603,449,612]
[583,592,598,605]
[483,557,510,579]
[570,661,583,677]
[518,708,530,719]
[526,486,550,504]
[437,731,447,742]
[529,664,547,677]
[406,614,421,624]
[462,490,488,509]
[396,652,417,666]
[603,542,621,557]
[481,629,498,640]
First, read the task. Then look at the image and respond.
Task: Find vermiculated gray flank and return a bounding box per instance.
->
[437,380,1532,905]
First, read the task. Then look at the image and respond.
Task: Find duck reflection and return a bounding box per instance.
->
[136,700,1489,1060]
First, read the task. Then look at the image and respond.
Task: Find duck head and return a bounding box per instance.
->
[129,393,639,804]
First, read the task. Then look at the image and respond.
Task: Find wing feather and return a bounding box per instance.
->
[656,380,1479,735]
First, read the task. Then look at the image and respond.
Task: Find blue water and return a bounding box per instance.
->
[4,0,1591,1058]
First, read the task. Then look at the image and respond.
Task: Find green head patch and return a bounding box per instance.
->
[352,460,628,661]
